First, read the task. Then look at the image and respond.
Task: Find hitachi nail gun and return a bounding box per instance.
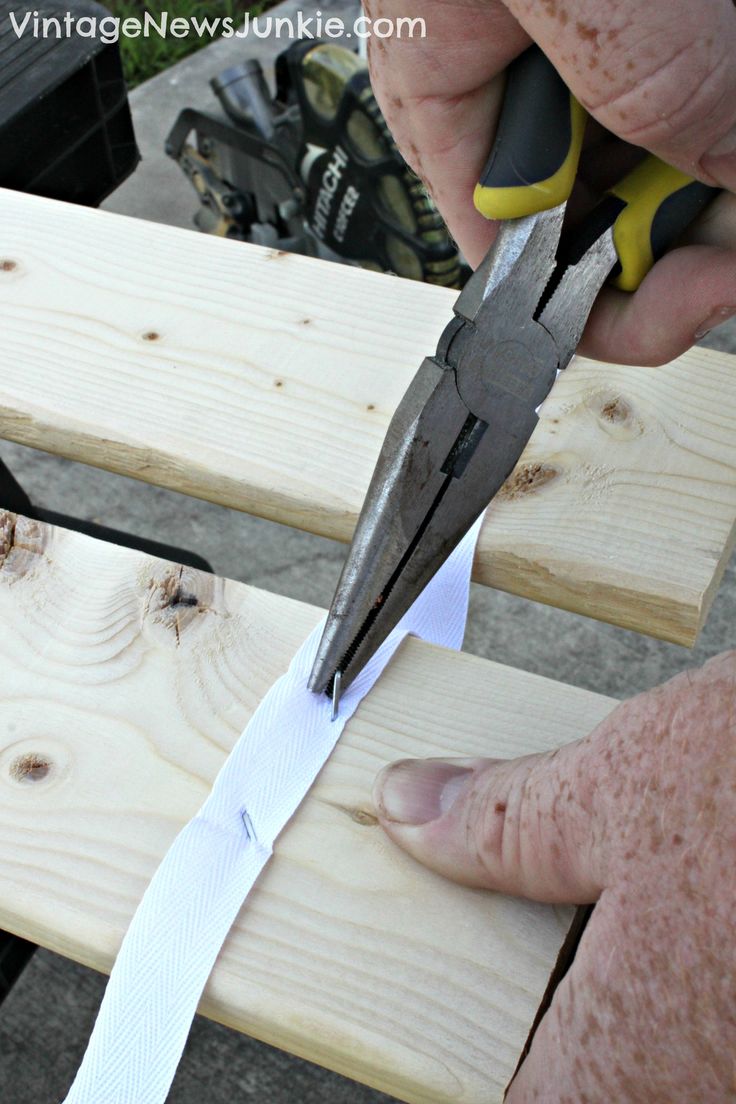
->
[166,40,465,286]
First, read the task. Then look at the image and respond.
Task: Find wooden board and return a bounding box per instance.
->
[0,512,616,1103]
[2,187,736,644]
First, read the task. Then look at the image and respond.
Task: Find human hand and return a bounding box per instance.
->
[372,650,736,1101]
[366,0,736,364]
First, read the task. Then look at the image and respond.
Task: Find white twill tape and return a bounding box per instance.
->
[63,513,485,1104]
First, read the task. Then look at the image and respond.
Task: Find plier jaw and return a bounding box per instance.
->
[307,349,542,696]
[307,355,470,696]
[309,203,571,698]
[308,211,565,698]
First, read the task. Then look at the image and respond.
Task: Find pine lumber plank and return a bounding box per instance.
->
[0,512,616,1103]
[1,187,735,644]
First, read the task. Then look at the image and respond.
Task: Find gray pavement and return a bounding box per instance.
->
[2,17,736,1104]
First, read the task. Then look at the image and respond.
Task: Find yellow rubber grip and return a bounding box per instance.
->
[608,158,706,292]
[473,95,587,221]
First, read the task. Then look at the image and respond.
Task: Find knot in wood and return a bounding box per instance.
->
[499,463,558,501]
[600,396,629,423]
[0,512,16,565]
[0,513,46,577]
[10,752,51,783]
[145,564,216,645]
[589,392,643,439]
[350,807,379,827]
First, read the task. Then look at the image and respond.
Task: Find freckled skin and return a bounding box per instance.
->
[369,11,736,1078]
[375,652,736,1101]
[367,0,736,366]
[512,654,736,1102]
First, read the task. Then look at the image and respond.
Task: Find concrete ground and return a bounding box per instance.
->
[2,15,736,1103]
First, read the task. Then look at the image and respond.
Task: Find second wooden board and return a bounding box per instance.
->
[1,188,735,643]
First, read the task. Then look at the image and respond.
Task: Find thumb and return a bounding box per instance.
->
[372,746,606,904]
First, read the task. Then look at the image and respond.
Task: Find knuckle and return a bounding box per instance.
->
[470,764,523,876]
[473,783,507,870]
[473,757,555,884]
[604,305,674,367]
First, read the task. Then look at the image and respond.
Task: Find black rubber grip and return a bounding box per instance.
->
[478,46,577,191]
[650,179,719,261]
[607,158,721,290]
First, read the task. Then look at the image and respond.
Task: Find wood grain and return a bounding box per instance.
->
[1,187,735,643]
[0,513,616,1103]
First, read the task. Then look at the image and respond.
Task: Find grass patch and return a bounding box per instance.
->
[109,1,271,88]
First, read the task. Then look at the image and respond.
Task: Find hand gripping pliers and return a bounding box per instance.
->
[309,45,719,706]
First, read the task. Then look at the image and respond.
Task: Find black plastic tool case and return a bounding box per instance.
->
[0,0,139,204]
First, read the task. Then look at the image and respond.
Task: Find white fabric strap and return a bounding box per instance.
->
[63,514,484,1104]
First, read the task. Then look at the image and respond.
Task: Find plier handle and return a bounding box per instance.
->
[475,46,716,292]
[308,46,719,702]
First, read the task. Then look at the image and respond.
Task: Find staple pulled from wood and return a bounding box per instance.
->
[240,807,257,843]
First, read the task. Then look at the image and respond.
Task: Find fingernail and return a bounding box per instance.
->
[374,759,473,826]
[703,126,736,189]
[707,126,736,160]
[694,305,736,340]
